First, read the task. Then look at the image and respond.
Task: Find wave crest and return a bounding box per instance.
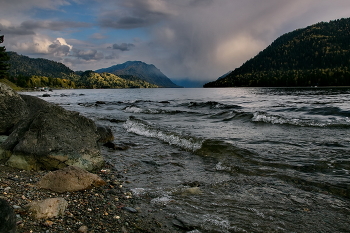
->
[123,118,204,151]
[252,112,350,127]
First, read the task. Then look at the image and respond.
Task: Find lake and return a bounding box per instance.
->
[22,87,350,232]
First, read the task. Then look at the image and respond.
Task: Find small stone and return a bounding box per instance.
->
[25,198,68,219]
[122,207,138,213]
[16,214,22,223]
[42,220,54,227]
[78,225,88,233]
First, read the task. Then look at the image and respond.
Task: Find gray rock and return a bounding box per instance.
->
[0,83,28,135]
[0,198,16,233]
[2,94,104,171]
[36,166,106,193]
[103,141,129,150]
[96,124,114,143]
[24,197,68,219]
[0,136,8,162]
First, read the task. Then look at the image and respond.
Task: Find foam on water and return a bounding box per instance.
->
[150,195,173,206]
[252,112,350,127]
[123,117,204,151]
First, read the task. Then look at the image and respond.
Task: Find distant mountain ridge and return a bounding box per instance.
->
[6,52,179,88]
[205,17,350,87]
[96,61,181,88]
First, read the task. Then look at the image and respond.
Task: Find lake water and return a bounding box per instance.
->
[22,87,350,232]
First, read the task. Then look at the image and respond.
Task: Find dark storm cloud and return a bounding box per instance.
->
[141,0,320,80]
[99,15,153,29]
[98,0,172,29]
[111,43,135,51]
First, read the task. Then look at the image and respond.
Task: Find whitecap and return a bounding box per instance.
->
[123,118,204,151]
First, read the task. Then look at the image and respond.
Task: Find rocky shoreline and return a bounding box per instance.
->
[0,162,180,233]
[0,82,184,232]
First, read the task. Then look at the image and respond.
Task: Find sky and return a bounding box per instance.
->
[1,0,350,86]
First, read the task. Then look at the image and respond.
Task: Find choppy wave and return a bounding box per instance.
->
[252,112,350,127]
[186,101,242,109]
[123,117,204,151]
[307,106,350,117]
[123,106,194,115]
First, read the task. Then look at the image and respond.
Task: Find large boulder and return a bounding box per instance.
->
[36,166,106,193]
[1,94,104,171]
[0,83,28,135]
[0,198,16,233]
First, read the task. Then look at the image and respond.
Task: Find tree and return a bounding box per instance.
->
[0,32,10,78]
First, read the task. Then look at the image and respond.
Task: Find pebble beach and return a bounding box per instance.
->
[0,163,179,233]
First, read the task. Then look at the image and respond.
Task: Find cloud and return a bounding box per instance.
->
[0,20,90,37]
[48,38,73,56]
[90,33,107,40]
[1,0,71,12]
[111,43,135,51]
[21,20,91,31]
[136,0,330,80]
[0,20,36,36]
[71,48,104,61]
[9,36,73,56]
[105,52,119,60]
[0,0,73,24]
[98,0,174,29]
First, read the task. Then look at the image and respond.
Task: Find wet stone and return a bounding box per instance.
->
[122,206,138,213]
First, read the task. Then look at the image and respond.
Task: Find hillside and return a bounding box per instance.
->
[96,61,181,88]
[7,52,79,80]
[204,18,350,87]
[77,71,159,89]
[0,78,22,90]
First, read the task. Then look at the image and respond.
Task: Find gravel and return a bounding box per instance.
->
[0,163,180,233]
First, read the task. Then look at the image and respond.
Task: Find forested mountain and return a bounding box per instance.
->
[96,61,181,88]
[6,52,176,88]
[7,52,78,80]
[5,52,160,89]
[204,18,350,87]
[77,71,159,89]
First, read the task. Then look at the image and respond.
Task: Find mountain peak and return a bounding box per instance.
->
[96,61,181,88]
